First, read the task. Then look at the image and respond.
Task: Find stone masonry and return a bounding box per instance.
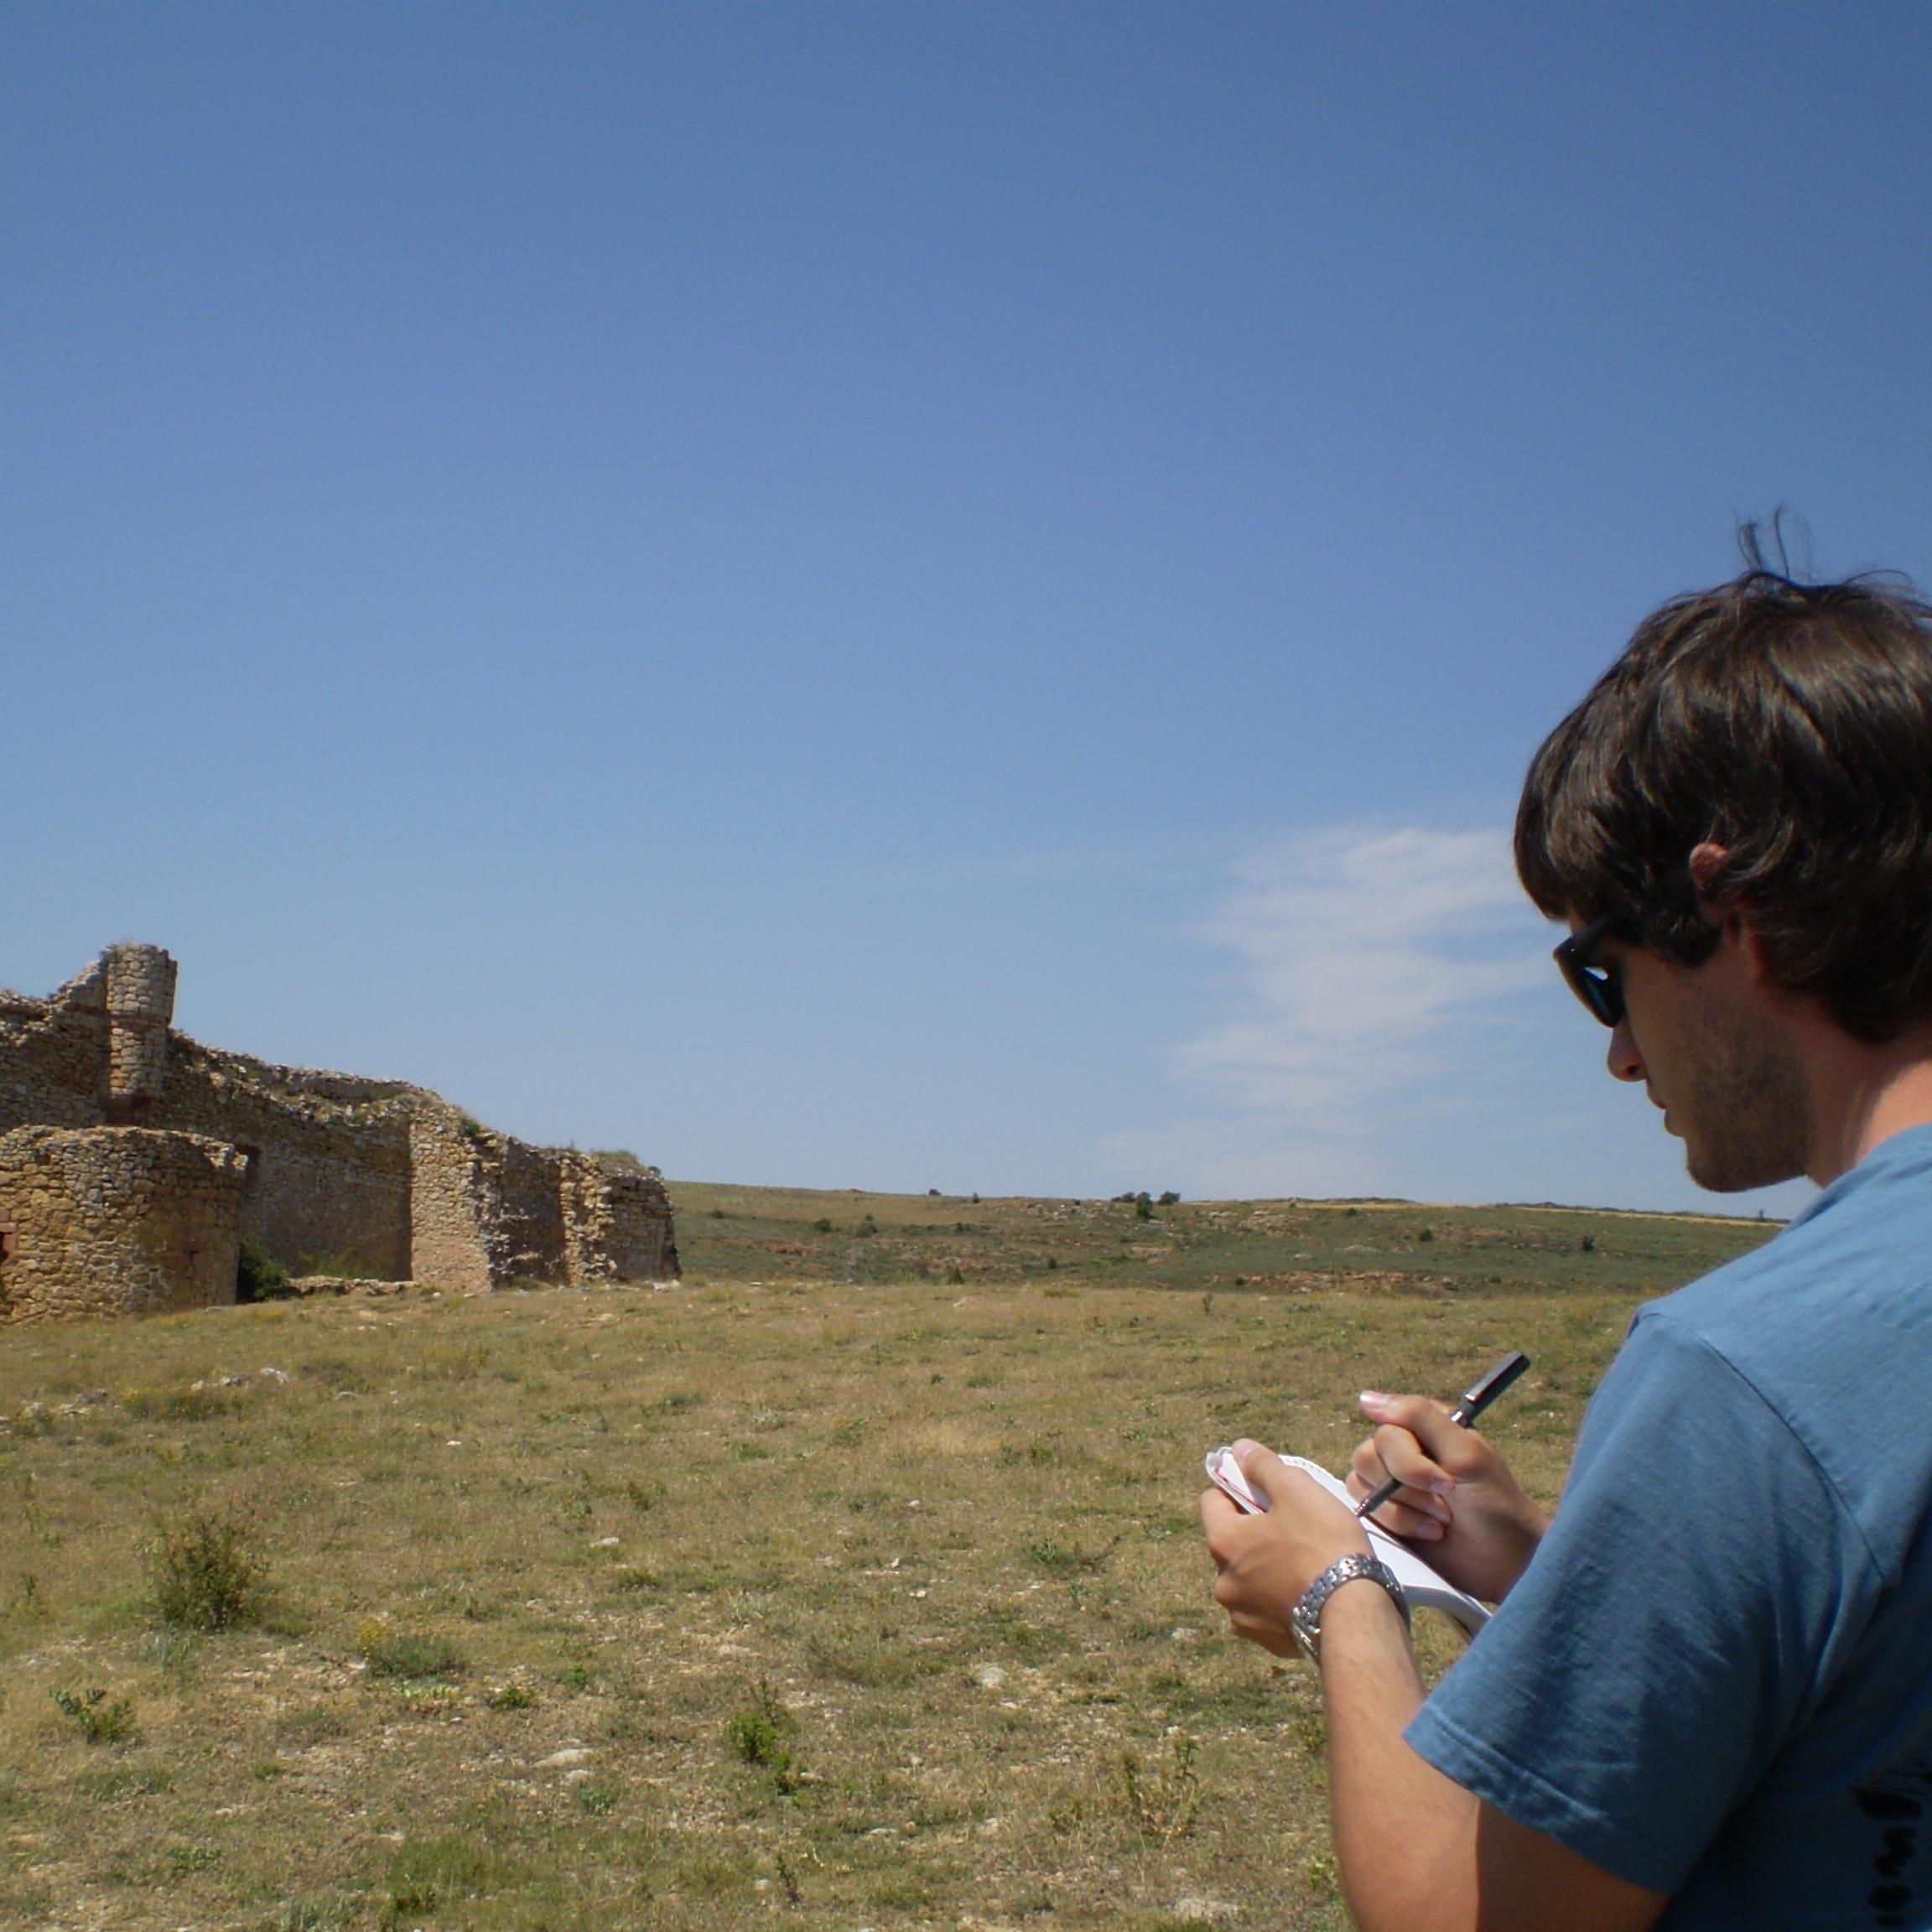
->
[0,945,678,1322]
[0,1126,249,1322]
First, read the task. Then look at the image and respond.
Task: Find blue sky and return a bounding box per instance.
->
[6,4,1929,1215]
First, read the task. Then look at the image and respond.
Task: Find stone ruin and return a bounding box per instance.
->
[0,945,678,1323]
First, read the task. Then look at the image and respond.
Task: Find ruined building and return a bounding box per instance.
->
[0,945,678,1322]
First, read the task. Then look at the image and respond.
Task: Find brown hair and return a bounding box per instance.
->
[1514,537,1932,1041]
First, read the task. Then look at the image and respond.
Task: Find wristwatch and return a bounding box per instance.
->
[1290,1554,1410,1665]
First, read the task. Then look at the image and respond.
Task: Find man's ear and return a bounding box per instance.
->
[1690,843,1780,985]
[1687,842,1730,895]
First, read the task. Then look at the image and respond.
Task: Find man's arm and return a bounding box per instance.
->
[1202,1455,1667,1932]
[1317,1587,1667,1932]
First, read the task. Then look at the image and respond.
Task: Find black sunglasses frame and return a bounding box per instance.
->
[1554,908,1634,1027]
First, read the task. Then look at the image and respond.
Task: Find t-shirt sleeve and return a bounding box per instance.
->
[1404,1313,1867,1893]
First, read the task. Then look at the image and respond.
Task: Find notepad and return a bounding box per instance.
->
[1205,1445,1490,1637]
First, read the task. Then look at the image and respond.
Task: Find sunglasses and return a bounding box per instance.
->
[1553,908,1633,1027]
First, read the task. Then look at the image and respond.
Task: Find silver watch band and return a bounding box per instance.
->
[1290,1554,1410,1664]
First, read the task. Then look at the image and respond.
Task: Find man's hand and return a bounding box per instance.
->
[1347,1392,1550,1603]
[1199,1441,1376,1655]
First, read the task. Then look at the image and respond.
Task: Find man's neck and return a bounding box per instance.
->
[1804,1021,1932,1186]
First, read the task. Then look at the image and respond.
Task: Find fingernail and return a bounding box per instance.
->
[1410,1518,1444,1540]
[1359,1390,1390,1411]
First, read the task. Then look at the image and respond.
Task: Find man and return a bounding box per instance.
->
[1201,553,1932,1931]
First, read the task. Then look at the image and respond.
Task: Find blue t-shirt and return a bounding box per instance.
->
[1407,1124,1932,1929]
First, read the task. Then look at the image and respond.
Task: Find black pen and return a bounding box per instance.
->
[1354,1349,1530,1520]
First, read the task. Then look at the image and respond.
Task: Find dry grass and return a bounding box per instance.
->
[0,1187,1768,1930]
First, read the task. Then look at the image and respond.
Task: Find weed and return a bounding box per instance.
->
[1119,1732,1202,1841]
[122,1384,236,1422]
[356,1618,465,1680]
[775,1849,805,1903]
[52,1687,137,1746]
[486,1683,536,1710]
[73,1765,170,1800]
[1026,1534,1120,1574]
[146,1504,266,1630]
[272,1893,358,1932]
[275,1702,351,1746]
[382,1832,502,1929]
[813,1218,833,1233]
[166,1841,221,1872]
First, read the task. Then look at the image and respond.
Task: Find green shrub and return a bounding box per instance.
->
[725,1679,798,1789]
[235,1236,291,1303]
[147,1505,266,1631]
[52,1687,137,1745]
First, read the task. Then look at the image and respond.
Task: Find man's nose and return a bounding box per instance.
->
[1607,1015,1645,1084]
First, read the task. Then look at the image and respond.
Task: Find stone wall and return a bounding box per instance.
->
[0,1126,249,1323]
[0,946,679,1317]
[561,1153,680,1284]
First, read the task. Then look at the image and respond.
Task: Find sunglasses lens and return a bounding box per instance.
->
[1578,963,1622,1026]
[1555,914,1629,1026]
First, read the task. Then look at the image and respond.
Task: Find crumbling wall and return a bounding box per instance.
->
[0,974,113,1132]
[560,1154,680,1284]
[0,1126,248,1323]
[0,946,678,1306]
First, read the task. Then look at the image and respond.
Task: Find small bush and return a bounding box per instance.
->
[52,1687,137,1746]
[1133,1192,1154,1221]
[235,1236,291,1303]
[725,1679,799,1789]
[1157,1189,1182,1206]
[147,1505,266,1631]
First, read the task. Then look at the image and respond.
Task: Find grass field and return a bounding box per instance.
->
[0,1185,1773,1932]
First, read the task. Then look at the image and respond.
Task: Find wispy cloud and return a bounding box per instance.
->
[1101,824,1553,1197]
